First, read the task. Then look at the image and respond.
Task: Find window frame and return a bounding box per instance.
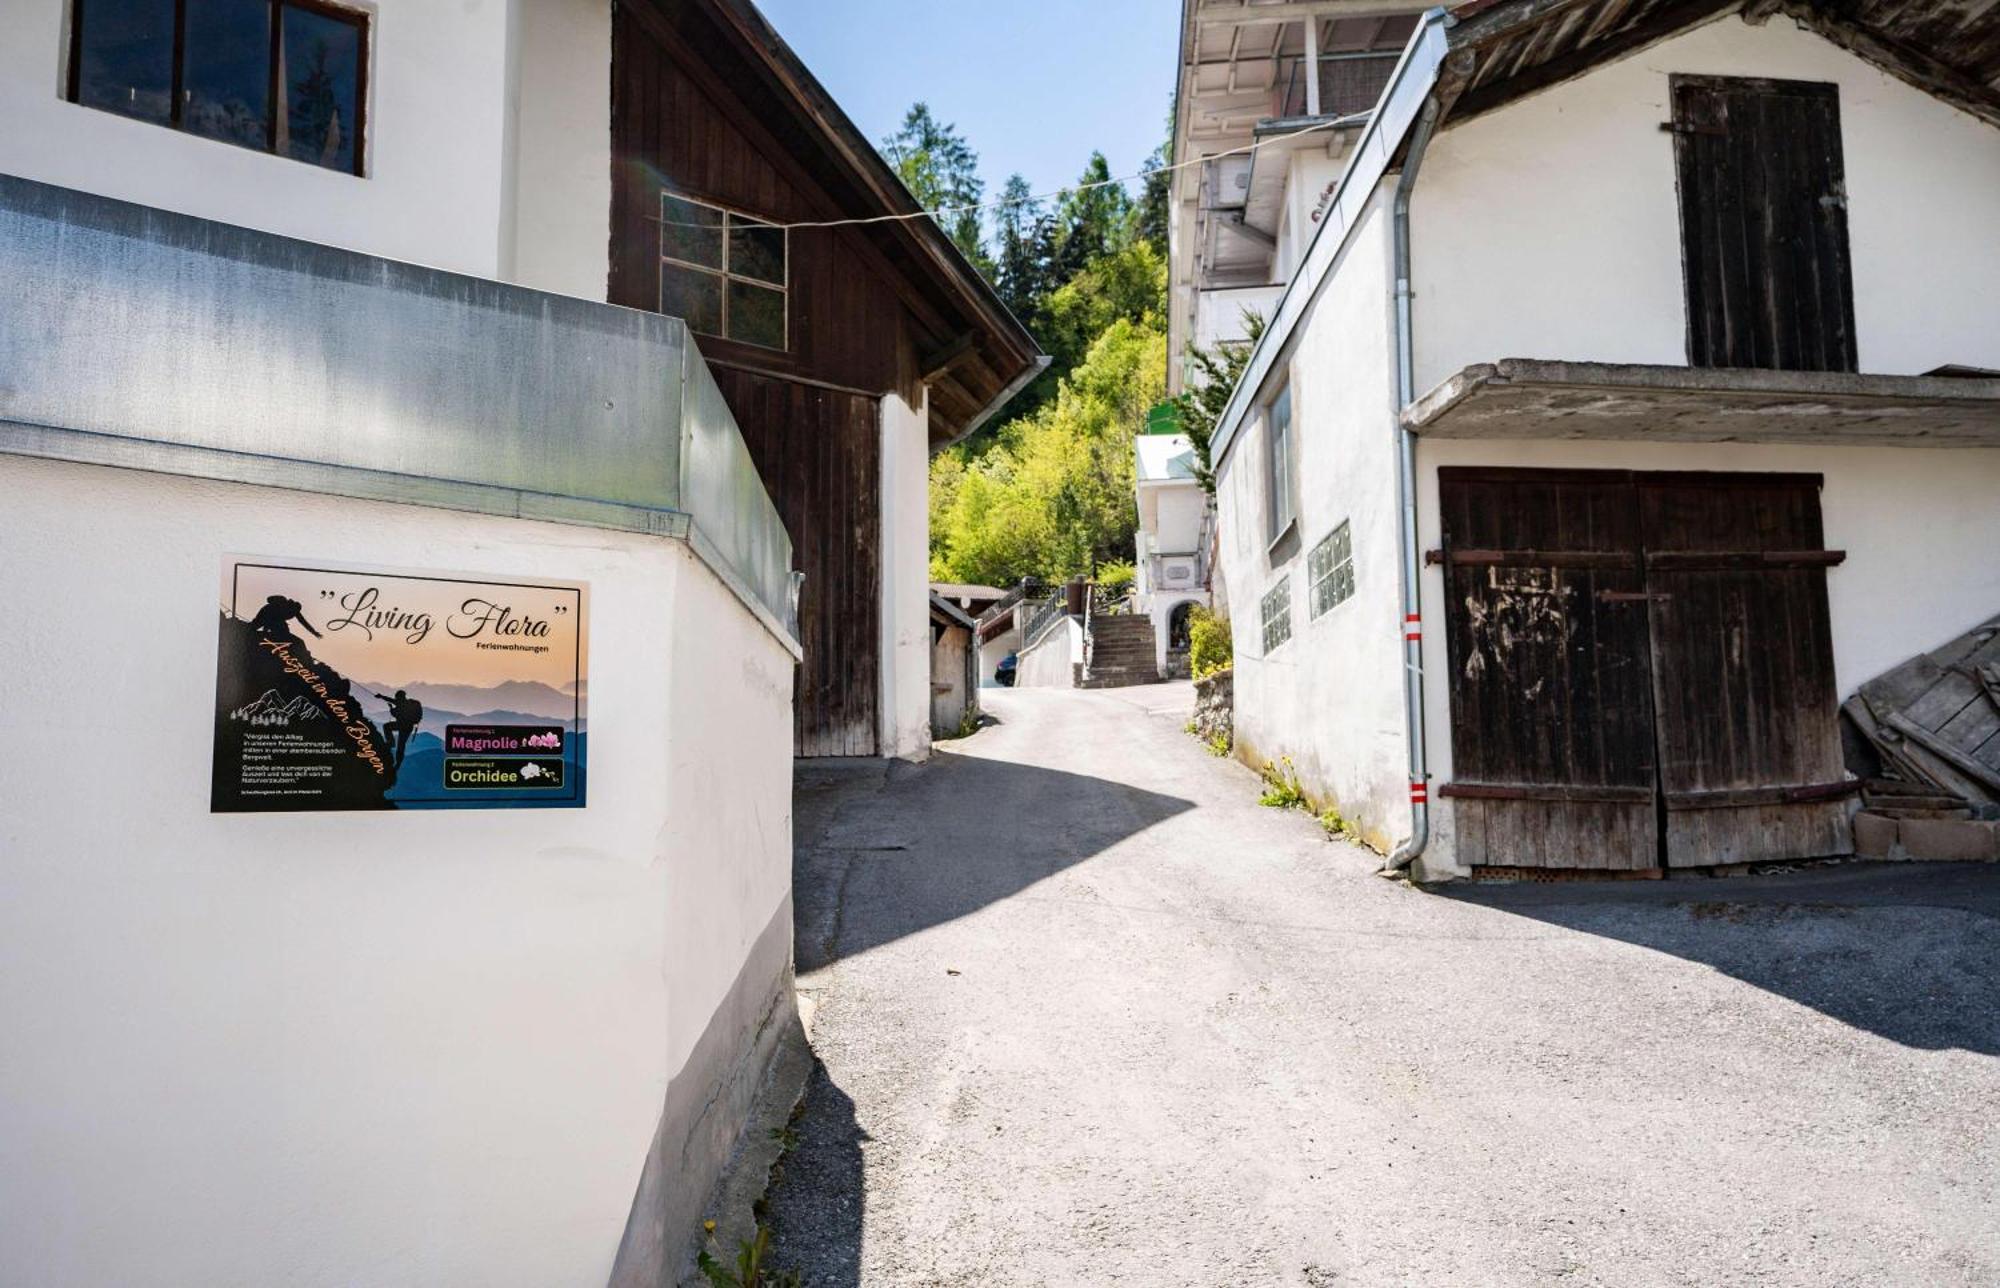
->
[657,191,791,353]
[1307,520,1355,619]
[1259,575,1293,654]
[1264,379,1296,549]
[65,0,370,178]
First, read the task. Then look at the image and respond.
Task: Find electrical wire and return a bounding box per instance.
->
[651,111,1370,230]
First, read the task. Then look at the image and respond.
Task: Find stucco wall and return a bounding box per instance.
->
[1213,190,1410,852]
[1412,437,2000,878]
[1016,618,1083,689]
[0,455,795,1286]
[1412,14,2000,394]
[879,389,933,760]
[0,0,611,291]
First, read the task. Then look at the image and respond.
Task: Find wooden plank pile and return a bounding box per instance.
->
[1842,614,2000,861]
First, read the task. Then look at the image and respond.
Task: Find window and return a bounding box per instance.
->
[1265,381,1295,545]
[659,193,789,351]
[67,0,368,176]
[1260,576,1292,654]
[1308,521,1355,618]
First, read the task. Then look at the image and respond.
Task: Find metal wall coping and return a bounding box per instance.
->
[0,174,799,656]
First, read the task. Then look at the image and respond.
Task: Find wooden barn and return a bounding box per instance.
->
[609,0,1043,758]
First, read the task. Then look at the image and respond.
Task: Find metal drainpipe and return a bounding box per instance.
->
[1385,93,1445,875]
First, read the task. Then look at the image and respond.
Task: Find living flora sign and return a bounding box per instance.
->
[211,558,588,812]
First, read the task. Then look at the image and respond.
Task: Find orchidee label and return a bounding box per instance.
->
[211,558,588,812]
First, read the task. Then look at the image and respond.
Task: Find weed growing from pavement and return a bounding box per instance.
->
[1207,731,1232,757]
[1258,757,1309,810]
[1319,808,1353,840]
[696,1226,798,1288]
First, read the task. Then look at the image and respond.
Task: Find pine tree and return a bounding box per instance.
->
[881,103,991,273]
[992,175,1046,321]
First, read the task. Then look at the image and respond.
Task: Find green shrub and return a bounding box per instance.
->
[1094,559,1136,595]
[1258,757,1307,810]
[1188,606,1233,680]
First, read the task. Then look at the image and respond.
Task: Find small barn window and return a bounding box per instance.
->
[659,193,788,351]
[66,0,368,176]
[1308,520,1354,617]
[1265,382,1296,545]
[1260,576,1293,653]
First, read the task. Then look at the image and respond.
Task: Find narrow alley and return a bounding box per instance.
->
[768,684,2000,1286]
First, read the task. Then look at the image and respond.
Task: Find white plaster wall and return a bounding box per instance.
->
[1016,617,1082,689]
[1194,283,1286,352]
[0,0,613,291]
[506,0,612,300]
[1413,14,2000,394]
[1277,151,1344,282]
[0,456,794,1286]
[1412,437,2000,878]
[1154,484,1208,554]
[879,389,932,760]
[1213,190,1411,852]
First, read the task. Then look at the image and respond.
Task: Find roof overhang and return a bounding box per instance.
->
[1406,360,2000,446]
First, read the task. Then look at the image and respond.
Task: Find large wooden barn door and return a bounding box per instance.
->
[1638,475,1850,866]
[712,367,881,757]
[1437,470,1661,871]
[1440,470,1848,872]
[1671,75,1858,373]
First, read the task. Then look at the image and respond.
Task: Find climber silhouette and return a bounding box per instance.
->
[248,594,322,642]
[374,689,424,769]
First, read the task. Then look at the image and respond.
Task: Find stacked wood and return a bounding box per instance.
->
[1843,615,2000,860]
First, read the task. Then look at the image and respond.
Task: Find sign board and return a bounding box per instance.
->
[212,559,588,812]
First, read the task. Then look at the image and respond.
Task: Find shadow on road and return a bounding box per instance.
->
[793,748,1194,971]
[1438,863,2000,1054]
[764,1063,864,1288]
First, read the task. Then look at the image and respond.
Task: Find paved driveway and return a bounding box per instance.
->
[767,684,2000,1286]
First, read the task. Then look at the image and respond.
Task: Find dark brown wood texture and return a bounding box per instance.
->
[1672,76,1858,373]
[609,1,920,399]
[1637,474,1850,866]
[1439,470,1659,870]
[714,366,881,757]
[1440,469,1847,870]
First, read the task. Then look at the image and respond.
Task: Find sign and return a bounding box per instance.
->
[212,559,588,812]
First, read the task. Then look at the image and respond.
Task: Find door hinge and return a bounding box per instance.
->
[1659,121,1727,137]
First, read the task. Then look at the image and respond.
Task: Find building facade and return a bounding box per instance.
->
[1134,431,1212,677]
[0,0,1033,1282]
[1197,1,2000,879]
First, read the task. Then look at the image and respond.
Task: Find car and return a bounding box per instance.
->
[994,652,1018,687]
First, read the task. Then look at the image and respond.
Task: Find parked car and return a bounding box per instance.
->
[995,652,1018,687]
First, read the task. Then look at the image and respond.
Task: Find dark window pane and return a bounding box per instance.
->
[661,264,723,337]
[74,0,176,124]
[660,195,723,269]
[727,221,785,286]
[185,0,271,149]
[727,280,786,350]
[280,5,361,173]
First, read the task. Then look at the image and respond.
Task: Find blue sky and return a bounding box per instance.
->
[756,0,1179,208]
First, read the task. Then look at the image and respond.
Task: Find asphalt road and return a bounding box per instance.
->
[766,683,2000,1286]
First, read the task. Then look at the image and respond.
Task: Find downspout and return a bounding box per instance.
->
[1384,92,1446,875]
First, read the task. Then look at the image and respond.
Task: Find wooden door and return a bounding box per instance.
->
[1638,475,1851,866]
[1671,76,1858,373]
[1437,470,1660,871]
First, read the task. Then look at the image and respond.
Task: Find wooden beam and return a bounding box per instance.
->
[1449,0,1737,124]
[1776,1,2000,131]
[919,331,978,383]
[1196,1,1421,24]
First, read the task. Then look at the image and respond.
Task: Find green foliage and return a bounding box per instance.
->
[930,318,1166,586]
[1258,757,1308,810]
[1171,310,1267,494]
[881,104,990,274]
[1094,559,1136,594]
[1187,605,1233,681]
[1134,107,1174,250]
[1207,731,1232,758]
[1318,808,1353,840]
[697,1226,798,1288]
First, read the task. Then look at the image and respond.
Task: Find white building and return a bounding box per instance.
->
[0,0,1035,1283]
[1198,1,2000,881]
[1134,431,1212,676]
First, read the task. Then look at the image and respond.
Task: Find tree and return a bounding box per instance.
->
[1049,152,1132,281]
[1171,310,1267,494]
[881,103,990,274]
[991,174,1048,322]
[1135,103,1175,249]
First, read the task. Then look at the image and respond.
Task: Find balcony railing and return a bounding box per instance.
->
[1278,52,1400,120]
[0,173,796,640]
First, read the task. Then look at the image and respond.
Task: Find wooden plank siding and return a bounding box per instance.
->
[714,366,882,757]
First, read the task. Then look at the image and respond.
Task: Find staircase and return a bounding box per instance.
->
[1081,614,1162,688]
